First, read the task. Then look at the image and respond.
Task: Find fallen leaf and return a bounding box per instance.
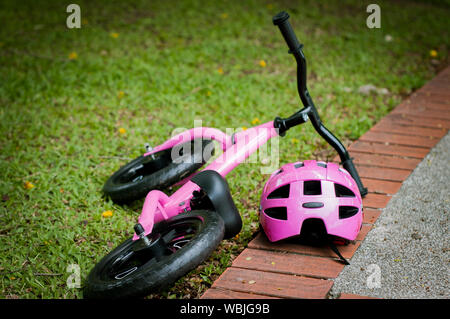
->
[358,84,377,95]
[377,88,389,95]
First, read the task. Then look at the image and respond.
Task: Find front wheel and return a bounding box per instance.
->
[83,210,224,299]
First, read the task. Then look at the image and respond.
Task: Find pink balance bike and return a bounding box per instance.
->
[84,12,368,299]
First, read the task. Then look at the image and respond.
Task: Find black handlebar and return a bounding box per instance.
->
[273,11,310,109]
[272,11,302,54]
[272,11,368,198]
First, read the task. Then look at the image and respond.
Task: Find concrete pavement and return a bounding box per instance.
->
[330,132,450,299]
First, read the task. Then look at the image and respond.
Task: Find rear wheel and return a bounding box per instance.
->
[83,210,224,299]
[103,139,214,203]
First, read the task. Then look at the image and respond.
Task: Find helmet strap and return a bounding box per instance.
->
[328,240,350,265]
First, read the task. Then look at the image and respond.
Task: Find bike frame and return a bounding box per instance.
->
[133,121,279,240]
[132,11,368,240]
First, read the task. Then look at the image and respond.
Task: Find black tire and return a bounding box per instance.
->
[103,139,214,203]
[83,210,224,299]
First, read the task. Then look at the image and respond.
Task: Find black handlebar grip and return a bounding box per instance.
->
[272,11,302,53]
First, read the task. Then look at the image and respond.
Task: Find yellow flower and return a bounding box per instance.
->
[259,60,267,68]
[117,91,125,99]
[118,127,126,135]
[10,277,15,280]
[220,13,228,19]
[429,50,438,57]
[217,67,224,75]
[102,210,113,218]
[24,181,35,189]
[110,32,119,39]
[291,138,299,144]
[68,52,78,60]
[251,117,260,125]
[206,90,212,97]
[242,126,248,131]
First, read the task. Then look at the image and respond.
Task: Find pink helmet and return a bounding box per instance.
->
[260,160,363,243]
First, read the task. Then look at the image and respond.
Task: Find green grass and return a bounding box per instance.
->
[0,0,448,299]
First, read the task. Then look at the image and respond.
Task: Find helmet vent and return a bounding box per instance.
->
[339,206,359,219]
[299,218,327,243]
[317,162,327,168]
[304,180,322,195]
[264,207,288,220]
[294,162,304,168]
[335,183,356,198]
[267,184,290,199]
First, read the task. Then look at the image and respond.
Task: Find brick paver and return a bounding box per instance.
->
[210,268,333,299]
[231,248,345,278]
[201,66,450,300]
[348,140,430,158]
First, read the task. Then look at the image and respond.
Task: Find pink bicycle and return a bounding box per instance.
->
[84,12,367,298]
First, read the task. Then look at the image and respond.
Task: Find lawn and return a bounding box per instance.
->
[0,0,448,298]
